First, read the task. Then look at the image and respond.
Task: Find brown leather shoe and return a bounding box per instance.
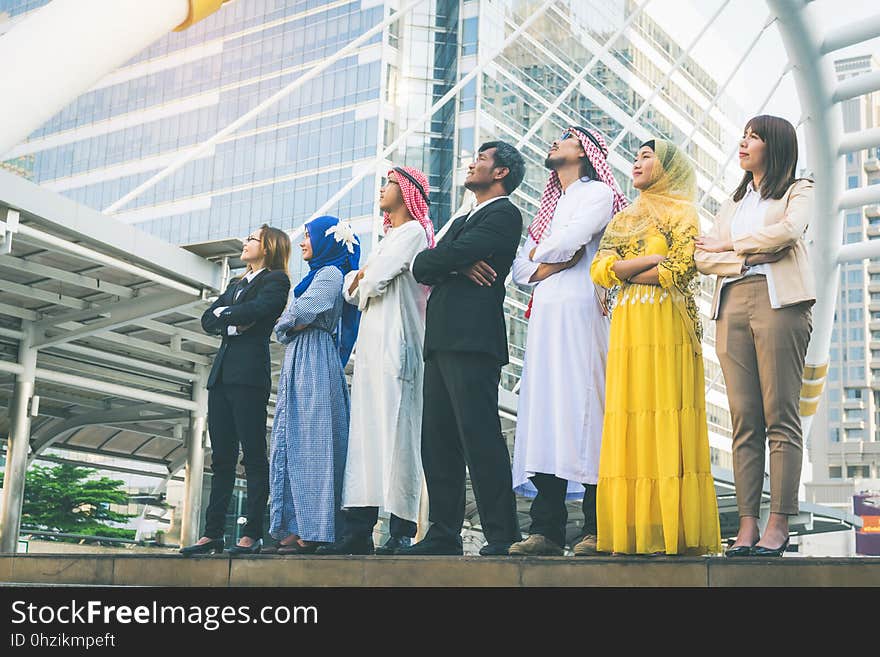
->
[508,534,564,556]
[278,541,326,555]
[573,534,598,556]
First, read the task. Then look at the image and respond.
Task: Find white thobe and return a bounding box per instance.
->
[341,220,429,522]
[510,178,614,498]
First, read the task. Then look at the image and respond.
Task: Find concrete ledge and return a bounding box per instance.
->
[1,554,878,587]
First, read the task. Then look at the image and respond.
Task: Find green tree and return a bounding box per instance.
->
[0,464,135,540]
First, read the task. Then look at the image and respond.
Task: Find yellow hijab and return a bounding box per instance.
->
[596,139,703,351]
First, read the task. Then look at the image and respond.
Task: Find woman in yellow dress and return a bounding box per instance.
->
[589,139,721,555]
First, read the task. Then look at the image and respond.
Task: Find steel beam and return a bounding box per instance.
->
[0,324,37,552]
[832,70,880,104]
[838,127,880,156]
[0,254,134,298]
[180,368,208,546]
[819,13,880,54]
[838,184,880,212]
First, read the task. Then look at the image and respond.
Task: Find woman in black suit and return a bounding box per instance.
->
[180,224,291,555]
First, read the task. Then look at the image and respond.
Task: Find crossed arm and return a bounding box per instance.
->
[412,208,520,287]
[201,273,291,336]
[696,235,791,272]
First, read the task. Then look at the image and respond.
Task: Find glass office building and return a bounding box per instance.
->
[2,0,746,474]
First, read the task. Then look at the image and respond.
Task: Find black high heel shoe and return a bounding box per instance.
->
[724,536,760,558]
[751,537,789,557]
[227,538,263,555]
[179,538,225,556]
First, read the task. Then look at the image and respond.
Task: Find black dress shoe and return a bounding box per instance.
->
[479,541,515,556]
[395,537,463,556]
[751,537,789,557]
[375,536,411,555]
[179,538,224,556]
[227,538,262,555]
[725,537,760,558]
[314,535,374,555]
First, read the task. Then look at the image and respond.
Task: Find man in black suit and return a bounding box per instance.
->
[180,224,291,556]
[399,141,526,556]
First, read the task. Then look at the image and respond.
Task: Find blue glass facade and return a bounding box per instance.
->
[2,0,392,252]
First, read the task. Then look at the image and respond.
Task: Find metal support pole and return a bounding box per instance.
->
[0,324,38,553]
[179,367,209,546]
[766,0,846,492]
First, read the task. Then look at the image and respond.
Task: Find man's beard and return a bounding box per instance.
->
[463,178,485,192]
[544,155,564,170]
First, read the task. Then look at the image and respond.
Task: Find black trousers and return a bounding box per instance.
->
[528,473,597,547]
[421,351,520,545]
[343,507,417,539]
[203,383,270,540]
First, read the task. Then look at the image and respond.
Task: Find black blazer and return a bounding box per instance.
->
[412,197,523,365]
[201,269,291,390]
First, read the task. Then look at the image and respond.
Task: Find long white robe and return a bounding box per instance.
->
[511,178,614,498]
[341,220,429,522]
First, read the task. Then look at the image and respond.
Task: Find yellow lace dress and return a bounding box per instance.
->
[590,223,721,555]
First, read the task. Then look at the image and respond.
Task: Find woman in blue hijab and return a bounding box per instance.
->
[267,215,361,553]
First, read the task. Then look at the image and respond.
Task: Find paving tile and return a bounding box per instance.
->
[10,556,110,585]
[229,555,365,587]
[519,556,709,587]
[112,555,229,587]
[708,558,880,587]
[363,556,521,587]
[0,556,13,583]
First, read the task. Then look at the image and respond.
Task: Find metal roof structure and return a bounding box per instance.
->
[0,167,227,550]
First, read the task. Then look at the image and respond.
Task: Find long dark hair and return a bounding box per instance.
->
[733,115,802,202]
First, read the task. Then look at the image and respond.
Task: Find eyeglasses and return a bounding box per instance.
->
[559,127,608,157]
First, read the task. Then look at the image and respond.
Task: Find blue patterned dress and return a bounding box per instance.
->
[269,266,350,543]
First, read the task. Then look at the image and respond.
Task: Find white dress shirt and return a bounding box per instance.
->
[722,183,780,307]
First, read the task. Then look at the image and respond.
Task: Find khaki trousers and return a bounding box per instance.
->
[715,275,812,517]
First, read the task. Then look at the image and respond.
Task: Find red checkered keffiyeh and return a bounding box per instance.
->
[528,127,628,243]
[383,166,435,248]
[524,127,628,319]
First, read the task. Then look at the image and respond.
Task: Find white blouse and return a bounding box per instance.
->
[723,182,780,308]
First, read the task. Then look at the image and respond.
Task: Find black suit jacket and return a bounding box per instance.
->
[412,197,523,365]
[201,269,292,390]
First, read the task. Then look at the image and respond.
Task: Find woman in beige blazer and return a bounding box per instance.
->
[695,115,814,557]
